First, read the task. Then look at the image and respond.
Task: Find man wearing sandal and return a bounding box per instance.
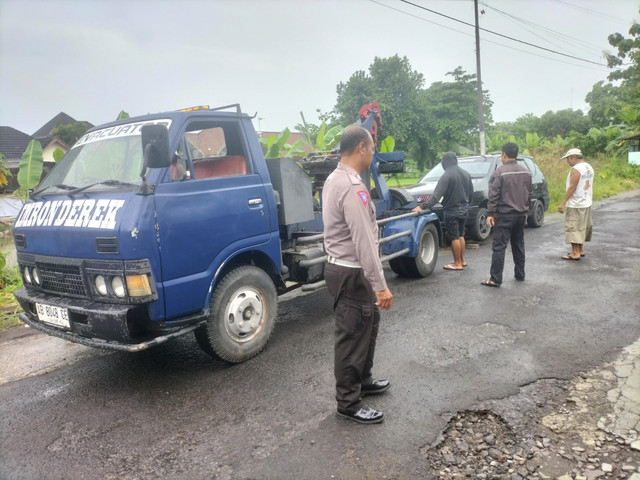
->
[557,148,594,261]
[481,143,532,288]
[412,152,473,271]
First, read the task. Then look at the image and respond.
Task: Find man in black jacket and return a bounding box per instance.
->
[413,152,473,270]
[481,142,533,287]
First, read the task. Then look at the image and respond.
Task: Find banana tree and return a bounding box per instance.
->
[380,136,395,153]
[259,128,309,158]
[16,140,44,202]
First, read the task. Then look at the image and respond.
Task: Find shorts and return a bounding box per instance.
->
[565,206,592,244]
[444,213,467,240]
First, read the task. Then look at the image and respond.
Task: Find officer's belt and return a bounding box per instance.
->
[327,255,361,268]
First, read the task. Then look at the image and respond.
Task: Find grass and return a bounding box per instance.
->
[535,148,640,212]
[0,265,23,333]
[382,174,422,188]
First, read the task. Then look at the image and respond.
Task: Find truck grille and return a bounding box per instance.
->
[36,261,87,297]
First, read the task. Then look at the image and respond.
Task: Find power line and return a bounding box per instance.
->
[550,0,632,24]
[367,0,612,74]
[398,0,608,67]
[368,0,474,39]
[481,2,606,56]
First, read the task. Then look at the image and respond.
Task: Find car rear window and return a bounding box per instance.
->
[458,158,493,177]
[420,156,494,182]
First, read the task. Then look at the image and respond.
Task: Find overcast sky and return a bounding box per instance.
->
[1,0,638,136]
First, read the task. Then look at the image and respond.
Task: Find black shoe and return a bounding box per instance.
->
[361,379,390,395]
[515,276,525,281]
[337,405,384,424]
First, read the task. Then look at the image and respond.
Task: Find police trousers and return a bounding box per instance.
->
[324,263,380,413]
[490,215,526,284]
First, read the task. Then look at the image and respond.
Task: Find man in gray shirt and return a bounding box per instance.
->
[481,142,532,287]
[322,125,393,424]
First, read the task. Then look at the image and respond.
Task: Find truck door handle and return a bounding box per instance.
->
[248,198,262,206]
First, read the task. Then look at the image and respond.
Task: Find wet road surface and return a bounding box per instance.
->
[1,192,639,479]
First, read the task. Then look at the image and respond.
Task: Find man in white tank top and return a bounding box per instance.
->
[558,148,594,260]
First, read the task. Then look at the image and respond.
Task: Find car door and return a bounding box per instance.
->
[154,118,272,319]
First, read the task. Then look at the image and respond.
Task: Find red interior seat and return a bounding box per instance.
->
[193,155,248,179]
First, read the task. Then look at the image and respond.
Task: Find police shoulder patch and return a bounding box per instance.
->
[357,190,369,206]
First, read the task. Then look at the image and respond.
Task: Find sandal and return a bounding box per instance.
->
[481,279,500,287]
[443,264,463,271]
[561,255,580,261]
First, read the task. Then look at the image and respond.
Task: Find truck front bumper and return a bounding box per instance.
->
[14,287,203,352]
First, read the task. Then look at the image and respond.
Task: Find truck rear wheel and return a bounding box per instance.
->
[393,223,438,278]
[195,266,277,363]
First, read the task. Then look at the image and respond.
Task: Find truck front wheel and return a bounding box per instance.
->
[392,223,438,278]
[195,266,277,363]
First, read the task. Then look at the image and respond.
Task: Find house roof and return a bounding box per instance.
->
[621,132,640,141]
[0,126,33,160]
[32,112,78,138]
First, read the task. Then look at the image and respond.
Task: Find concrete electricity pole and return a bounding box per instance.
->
[474,0,486,155]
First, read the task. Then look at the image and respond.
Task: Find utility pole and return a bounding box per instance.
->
[474,0,486,155]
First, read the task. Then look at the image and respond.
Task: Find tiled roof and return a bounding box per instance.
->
[32,112,78,138]
[0,126,34,160]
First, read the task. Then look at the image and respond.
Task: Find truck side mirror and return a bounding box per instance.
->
[141,124,171,169]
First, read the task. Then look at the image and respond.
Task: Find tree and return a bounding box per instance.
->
[331,57,494,169]
[54,122,90,146]
[536,109,589,138]
[421,67,493,158]
[489,109,588,142]
[0,152,10,187]
[585,81,622,128]
[16,140,43,202]
[606,17,640,108]
[332,55,428,165]
[596,12,640,131]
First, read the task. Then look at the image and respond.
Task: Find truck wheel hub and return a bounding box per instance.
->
[226,289,263,338]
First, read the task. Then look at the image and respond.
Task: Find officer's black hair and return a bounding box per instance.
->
[502,142,519,159]
[340,126,372,156]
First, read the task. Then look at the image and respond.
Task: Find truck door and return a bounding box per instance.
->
[154,118,272,319]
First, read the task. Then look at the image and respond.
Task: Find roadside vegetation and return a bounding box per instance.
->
[0,254,21,333]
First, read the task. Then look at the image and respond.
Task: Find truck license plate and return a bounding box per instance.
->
[36,303,70,329]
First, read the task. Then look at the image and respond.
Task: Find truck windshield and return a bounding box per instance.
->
[37,135,143,194]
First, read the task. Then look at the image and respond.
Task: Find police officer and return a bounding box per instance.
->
[322,125,394,425]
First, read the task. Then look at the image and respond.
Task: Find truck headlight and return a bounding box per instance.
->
[126,274,152,297]
[111,276,126,298]
[24,267,32,284]
[32,267,41,286]
[95,275,108,296]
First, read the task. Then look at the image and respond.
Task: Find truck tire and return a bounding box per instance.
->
[195,266,277,363]
[389,188,414,209]
[389,257,409,276]
[394,223,438,278]
[527,200,544,228]
[468,207,491,242]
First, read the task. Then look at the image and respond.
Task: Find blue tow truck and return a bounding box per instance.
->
[12,104,442,362]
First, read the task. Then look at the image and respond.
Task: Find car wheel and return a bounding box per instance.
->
[195,266,277,363]
[527,200,544,228]
[469,207,491,242]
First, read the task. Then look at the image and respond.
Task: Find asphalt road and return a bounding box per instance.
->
[1,192,639,480]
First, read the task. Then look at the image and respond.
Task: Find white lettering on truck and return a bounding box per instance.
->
[15,199,125,230]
